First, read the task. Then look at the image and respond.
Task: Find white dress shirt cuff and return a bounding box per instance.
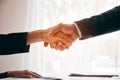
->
[73,23,82,39]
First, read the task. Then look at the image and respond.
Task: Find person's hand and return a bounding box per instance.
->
[27,28,73,51]
[44,23,80,50]
[8,70,41,78]
[43,29,73,51]
[26,23,78,51]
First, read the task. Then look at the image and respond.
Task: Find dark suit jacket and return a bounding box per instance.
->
[0,32,30,78]
[0,72,8,79]
[0,32,30,55]
[75,5,120,39]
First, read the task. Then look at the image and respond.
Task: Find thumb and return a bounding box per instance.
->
[48,23,62,36]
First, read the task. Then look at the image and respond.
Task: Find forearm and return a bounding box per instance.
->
[27,30,45,45]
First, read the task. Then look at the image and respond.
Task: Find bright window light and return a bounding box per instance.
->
[24,0,120,77]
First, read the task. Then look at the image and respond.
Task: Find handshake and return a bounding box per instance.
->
[27,23,80,51]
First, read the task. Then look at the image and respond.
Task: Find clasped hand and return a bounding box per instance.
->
[43,23,80,51]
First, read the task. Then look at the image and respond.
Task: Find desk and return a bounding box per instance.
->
[1,77,120,80]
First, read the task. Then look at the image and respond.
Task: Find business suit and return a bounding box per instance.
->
[0,32,30,55]
[0,72,8,79]
[0,32,30,78]
[75,5,120,39]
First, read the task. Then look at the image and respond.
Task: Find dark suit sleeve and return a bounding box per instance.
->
[75,5,120,39]
[0,72,8,79]
[0,32,30,55]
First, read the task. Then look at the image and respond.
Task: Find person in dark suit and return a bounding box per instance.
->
[0,30,71,54]
[44,5,120,50]
[0,29,71,78]
[75,5,120,39]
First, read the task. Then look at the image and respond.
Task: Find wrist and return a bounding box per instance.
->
[27,30,45,45]
[36,30,45,41]
[7,71,14,77]
[73,23,82,38]
[70,24,80,38]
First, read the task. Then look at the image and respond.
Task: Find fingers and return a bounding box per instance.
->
[55,42,69,51]
[61,45,68,51]
[47,32,73,51]
[55,42,63,50]
[44,31,73,51]
[44,42,49,47]
[50,42,57,48]
[54,32,73,50]
[44,23,76,51]
[18,70,41,78]
[31,71,42,78]
[50,42,67,51]
[26,71,41,78]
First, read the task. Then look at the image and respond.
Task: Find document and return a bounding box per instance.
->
[69,73,118,78]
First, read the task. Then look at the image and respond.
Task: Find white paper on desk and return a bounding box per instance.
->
[69,71,118,75]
